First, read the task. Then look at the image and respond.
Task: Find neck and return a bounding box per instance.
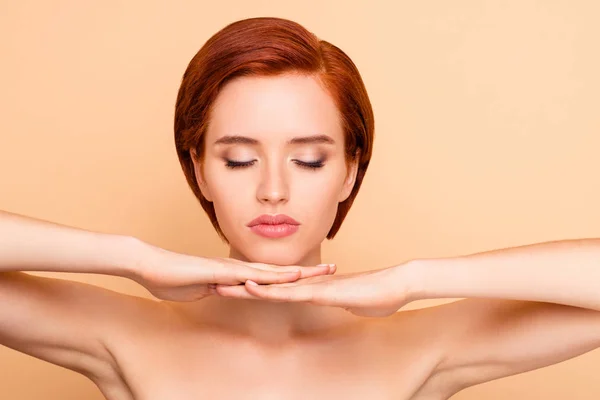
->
[175,244,356,343]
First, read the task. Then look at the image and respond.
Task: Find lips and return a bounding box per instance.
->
[247,214,300,227]
[247,214,300,239]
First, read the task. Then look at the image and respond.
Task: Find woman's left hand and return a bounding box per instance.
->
[215,263,415,317]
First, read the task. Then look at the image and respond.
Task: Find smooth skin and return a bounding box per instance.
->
[2,72,600,399]
[3,227,600,399]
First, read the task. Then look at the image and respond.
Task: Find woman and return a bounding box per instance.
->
[2,16,600,400]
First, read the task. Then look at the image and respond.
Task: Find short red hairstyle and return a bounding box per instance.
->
[174,17,375,243]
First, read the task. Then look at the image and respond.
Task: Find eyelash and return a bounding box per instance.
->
[225,160,325,170]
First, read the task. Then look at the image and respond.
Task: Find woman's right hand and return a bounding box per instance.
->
[130,244,336,302]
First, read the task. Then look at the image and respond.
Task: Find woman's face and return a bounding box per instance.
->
[191,73,358,266]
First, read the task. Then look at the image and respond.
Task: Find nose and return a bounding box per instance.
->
[256,159,289,205]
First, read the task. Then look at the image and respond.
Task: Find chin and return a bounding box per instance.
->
[251,253,303,266]
[234,245,306,266]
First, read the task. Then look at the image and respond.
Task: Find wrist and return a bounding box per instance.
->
[110,235,155,282]
[393,258,427,303]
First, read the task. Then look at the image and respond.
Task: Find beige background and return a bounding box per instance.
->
[1,0,599,398]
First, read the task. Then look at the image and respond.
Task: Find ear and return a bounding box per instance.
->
[190,149,213,202]
[338,150,360,203]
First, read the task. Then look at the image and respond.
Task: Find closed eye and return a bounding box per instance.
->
[225,160,254,169]
[224,159,325,170]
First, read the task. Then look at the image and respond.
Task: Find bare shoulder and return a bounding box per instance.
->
[360,303,462,399]
[397,298,600,397]
[0,272,158,390]
[372,300,526,398]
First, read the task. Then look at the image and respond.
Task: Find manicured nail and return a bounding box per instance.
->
[246,280,258,286]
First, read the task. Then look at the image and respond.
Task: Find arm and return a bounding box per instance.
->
[405,238,600,394]
[0,209,144,381]
[0,209,140,276]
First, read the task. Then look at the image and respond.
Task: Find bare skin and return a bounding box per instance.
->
[6,268,600,400]
[83,287,454,400]
[67,282,600,400]
[4,212,600,399]
[0,213,450,400]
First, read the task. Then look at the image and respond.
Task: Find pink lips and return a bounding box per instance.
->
[247,214,300,238]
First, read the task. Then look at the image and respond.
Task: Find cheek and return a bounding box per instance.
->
[204,163,247,200]
[203,167,247,223]
[297,166,345,199]
[296,171,344,224]
[300,179,340,207]
[212,187,248,221]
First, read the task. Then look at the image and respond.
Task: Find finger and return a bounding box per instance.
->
[214,262,334,285]
[246,266,337,283]
[244,262,336,278]
[154,284,216,302]
[258,274,333,286]
[215,283,289,302]
[294,264,335,279]
[214,284,261,300]
[212,264,300,285]
[244,280,317,303]
[244,268,303,284]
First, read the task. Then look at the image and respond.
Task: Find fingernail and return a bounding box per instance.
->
[286,269,301,274]
[246,280,258,286]
[317,264,329,267]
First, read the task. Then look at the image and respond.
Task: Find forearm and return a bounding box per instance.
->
[407,238,600,311]
[0,209,144,279]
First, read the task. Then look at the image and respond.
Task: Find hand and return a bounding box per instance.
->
[130,243,336,302]
[215,263,414,317]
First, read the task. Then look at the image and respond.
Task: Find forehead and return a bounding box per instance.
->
[206,73,343,145]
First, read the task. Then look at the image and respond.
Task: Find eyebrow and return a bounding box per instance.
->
[213,134,336,146]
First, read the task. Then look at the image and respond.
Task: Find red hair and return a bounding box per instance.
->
[174,17,375,243]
